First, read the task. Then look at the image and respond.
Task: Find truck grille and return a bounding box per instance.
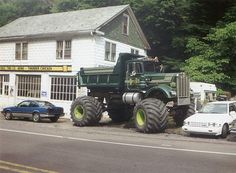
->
[177,73,190,98]
[176,73,190,105]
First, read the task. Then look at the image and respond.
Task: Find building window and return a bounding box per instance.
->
[50,76,77,101]
[122,14,129,35]
[56,40,71,59]
[15,43,28,60]
[0,75,9,95]
[105,41,116,62]
[17,75,41,98]
[131,48,139,55]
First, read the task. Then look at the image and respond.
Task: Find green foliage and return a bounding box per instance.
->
[0,2,17,26]
[216,88,224,96]
[183,22,236,91]
[51,0,122,12]
[123,0,188,59]
[0,0,51,26]
[51,0,88,12]
[14,0,51,17]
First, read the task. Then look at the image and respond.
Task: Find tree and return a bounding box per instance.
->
[183,22,236,93]
[14,0,51,17]
[0,2,17,26]
[51,0,122,12]
[52,0,87,12]
[0,0,52,27]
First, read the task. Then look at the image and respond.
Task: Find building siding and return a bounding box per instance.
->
[0,43,15,63]
[100,10,145,49]
[94,36,146,67]
[28,41,56,65]
[71,36,95,72]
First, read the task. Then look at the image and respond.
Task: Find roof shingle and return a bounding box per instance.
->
[0,5,128,38]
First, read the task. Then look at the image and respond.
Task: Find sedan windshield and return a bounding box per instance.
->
[199,103,227,114]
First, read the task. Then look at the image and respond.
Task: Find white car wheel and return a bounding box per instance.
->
[221,124,229,138]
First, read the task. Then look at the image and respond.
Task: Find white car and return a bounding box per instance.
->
[182,101,236,138]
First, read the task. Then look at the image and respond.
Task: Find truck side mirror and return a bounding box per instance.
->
[130,71,136,76]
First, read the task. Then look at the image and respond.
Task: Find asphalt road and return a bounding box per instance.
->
[0,117,236,173]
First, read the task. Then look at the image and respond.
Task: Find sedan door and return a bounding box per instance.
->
[13,101,32,118]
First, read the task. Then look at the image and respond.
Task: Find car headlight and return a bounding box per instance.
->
[183,121,190,126]
[208,123,216,127]
[208,123,221,127]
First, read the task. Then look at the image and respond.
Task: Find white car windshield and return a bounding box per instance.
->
[198,103,227,114]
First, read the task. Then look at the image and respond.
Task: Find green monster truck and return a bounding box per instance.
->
[71,53,194,133]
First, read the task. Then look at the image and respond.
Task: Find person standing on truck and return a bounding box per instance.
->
[153,56,163,72]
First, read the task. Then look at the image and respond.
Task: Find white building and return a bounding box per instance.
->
[0,5,150,117]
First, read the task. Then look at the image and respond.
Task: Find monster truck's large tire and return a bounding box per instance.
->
[107,104,133,123]
[174,101,195,127]
[71,96,103,126]
[134,98,168,133]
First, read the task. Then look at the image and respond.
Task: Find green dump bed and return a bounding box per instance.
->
[78,66,122,89]
[77,53,143,90]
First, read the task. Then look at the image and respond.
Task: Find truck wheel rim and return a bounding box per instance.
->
[136,109,146,126]
[74,105,84,120]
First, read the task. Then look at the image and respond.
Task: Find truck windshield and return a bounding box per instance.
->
[143,61,162,73]
[198,103,227,114]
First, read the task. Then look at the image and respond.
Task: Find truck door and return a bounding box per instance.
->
[126,62,143,90]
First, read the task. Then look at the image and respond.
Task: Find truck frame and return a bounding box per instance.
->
[71,53,194,133]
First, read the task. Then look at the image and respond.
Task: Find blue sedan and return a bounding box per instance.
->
[1,100,64,122]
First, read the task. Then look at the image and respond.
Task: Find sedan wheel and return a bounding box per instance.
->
[5,112,13,120]
[50,116,59,122]
[32,113,41,122]
[221,124,229,138]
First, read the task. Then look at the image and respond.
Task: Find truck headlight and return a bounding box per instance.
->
[170,91,176,96]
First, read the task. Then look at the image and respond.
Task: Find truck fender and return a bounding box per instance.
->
[145,85,173,99]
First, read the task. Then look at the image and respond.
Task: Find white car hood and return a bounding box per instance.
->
[186,113,232,124]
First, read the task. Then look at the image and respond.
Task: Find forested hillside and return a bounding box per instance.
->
[0,0,235,94]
